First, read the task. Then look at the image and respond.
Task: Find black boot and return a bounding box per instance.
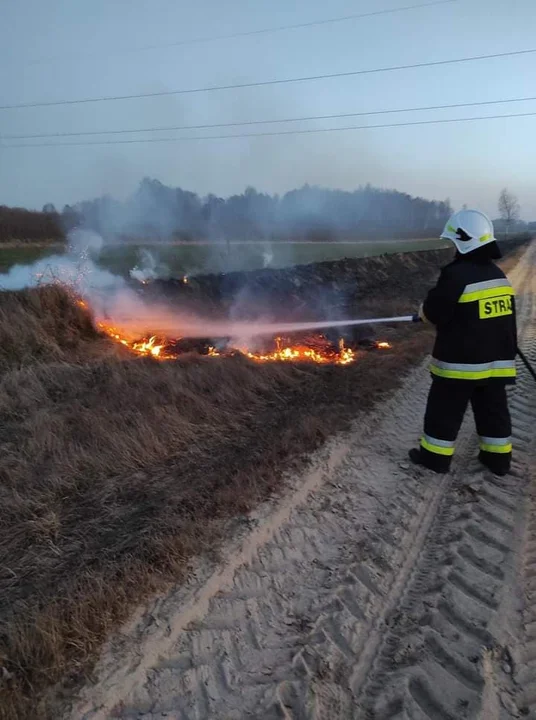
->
[408,448,450,474]
[478,451,510,477]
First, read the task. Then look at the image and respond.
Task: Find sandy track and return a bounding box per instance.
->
[73,242,536,720]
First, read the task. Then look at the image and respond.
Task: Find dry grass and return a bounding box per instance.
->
[0,242,526,720]
[0,286,99,371]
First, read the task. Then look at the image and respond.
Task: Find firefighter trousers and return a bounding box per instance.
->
[420,378,512,473]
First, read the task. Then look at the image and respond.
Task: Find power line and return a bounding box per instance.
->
[20,0,457,66]
[4,95,536,140]
[3,110,535,148]
[2,47,535,111]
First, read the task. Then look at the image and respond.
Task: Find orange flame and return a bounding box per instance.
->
[97,322,171,359]
[245,342,355,365]
[211,335,357,364]
[131,336,165,358]
[95,317,390,365]
[97,322,360,364]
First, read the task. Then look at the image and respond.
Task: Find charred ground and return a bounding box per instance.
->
[0,242,526,720]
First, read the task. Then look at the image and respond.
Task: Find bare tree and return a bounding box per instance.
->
[498,188,520,239]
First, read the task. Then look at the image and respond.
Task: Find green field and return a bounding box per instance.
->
[0,244,64,273]
[0,238,448,278]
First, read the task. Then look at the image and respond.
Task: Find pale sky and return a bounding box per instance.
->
[1,0,535,218]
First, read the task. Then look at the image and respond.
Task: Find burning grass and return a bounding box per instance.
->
[96,322,376,364]
[0,241,527,720]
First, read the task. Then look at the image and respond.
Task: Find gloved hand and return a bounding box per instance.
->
[415,303,429,323]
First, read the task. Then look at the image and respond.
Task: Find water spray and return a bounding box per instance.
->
[144,314,422,339]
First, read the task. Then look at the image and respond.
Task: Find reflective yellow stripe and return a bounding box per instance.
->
[459,286,515,303]
[447,224,457,234]
[479,233,492,242]
[480,442,512,454]
[420,437,455,456]
[430,365,516,380]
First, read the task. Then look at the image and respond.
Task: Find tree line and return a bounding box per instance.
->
[0,180,454,244]
[0,205,65,244]
[72,180,455,242]
[0,181,530,245]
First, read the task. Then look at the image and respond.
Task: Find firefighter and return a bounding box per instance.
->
[409,209,517,476]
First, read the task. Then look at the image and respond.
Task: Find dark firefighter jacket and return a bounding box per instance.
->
[421,250,517,384]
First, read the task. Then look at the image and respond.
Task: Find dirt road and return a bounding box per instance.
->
[74,242,536,720]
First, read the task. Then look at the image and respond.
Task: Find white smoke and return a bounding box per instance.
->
[0,229,264,341]
[130,249,156,284]
[0,229,117,293]
[0,230,377,345]
[262,244,274,269]
[129,248,172,283]
[0,229,146,327]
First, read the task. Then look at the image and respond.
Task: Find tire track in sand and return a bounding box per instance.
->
[513,306,536,718]
[356,252,536,720]
[111,362,444,720]
[74,242,536,720]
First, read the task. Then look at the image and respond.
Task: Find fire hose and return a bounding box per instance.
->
[517,346,536,382]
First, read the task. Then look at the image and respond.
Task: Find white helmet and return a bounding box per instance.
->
[440,209,496,254]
